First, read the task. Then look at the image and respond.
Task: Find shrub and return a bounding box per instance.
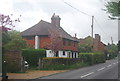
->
[42,57,81,68]
[22,49,46,67]
[40,62,88,70]
[79,52,106,65]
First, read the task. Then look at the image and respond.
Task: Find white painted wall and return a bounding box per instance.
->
[35,35,39,49]
[59,51,68,57]
[76,52,78,58]
[46,50,54,57]
[46,50,78,58]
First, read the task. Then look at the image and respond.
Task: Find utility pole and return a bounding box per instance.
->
[111,36,113,44]
[91,16,94,52]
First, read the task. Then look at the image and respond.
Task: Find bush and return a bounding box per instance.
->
[40,62,88,70]
[42,57,81,68]
[107,53,117,60]
[78,52,106,65]
[22,49,46,67]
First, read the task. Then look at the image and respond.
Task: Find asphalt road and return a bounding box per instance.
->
[31,57,118,80]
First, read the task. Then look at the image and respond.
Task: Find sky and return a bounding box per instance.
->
[0,0,118,45]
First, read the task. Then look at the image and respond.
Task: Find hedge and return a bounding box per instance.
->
[22,49,46,67]
[107,53,117,60]
[42,57,81,68]
[78,52,106,65]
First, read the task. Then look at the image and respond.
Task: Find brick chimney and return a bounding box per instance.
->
[51,13,61,27]
[95,34,101,42]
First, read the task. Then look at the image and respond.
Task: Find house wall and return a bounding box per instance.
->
[46,50,54,57]
[46,50,78,58]
[59,51,67,57]
[39,37,51,48]
[24,36,78,52]
[23,37,35,48]
[98,42,105,51]
[79,39,105,52]
[93,39,105,52]
[63,40,78,51]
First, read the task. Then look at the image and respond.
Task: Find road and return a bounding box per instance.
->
[30,57,118,80]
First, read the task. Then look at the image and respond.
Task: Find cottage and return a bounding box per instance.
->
[21,14,79,58]
[79,34,106,52]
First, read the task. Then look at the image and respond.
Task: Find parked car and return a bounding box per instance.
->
[24,61,29,69]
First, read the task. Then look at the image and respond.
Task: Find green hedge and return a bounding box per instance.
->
[42,57,81,68]
[78,52,106,65]
[107,53,117,60]
[22,49,46,67]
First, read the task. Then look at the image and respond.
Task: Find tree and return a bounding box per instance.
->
[0,14,21,79]
[104,1,120,20]
[45,29,63,57]
[78,36,92,53]
[4,30,26,51]
[0,14,21,45]
[106,43,118,59]
[78,43,92,53]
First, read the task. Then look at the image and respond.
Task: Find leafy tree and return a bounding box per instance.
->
[0,14,21,45]
[78,43,92,53]
[78,36,92,53]
[44,29,63,57]
[106,43,118,55]
[4,30,26,50]
[104,1,120,20]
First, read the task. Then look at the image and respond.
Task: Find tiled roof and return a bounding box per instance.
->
[21,20,78,41]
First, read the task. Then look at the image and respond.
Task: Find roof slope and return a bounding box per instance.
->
[21,20,78,41]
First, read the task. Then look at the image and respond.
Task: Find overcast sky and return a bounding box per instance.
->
[0,0,118,44]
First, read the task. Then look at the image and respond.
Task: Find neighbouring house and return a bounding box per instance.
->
[21,13,79,58]
[79,34,106,52]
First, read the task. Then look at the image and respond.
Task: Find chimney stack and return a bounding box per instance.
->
[95,34,101,42]
[51,13,61,27]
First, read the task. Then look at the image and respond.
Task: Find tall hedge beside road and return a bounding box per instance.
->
[22,49,46,67]
[79,52,106,65]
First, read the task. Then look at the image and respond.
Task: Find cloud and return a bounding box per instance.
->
[0,0,118,44]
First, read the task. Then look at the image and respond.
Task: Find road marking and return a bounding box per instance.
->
[107,64,112,67]
[81,72,94,78]
[97,67,105,71]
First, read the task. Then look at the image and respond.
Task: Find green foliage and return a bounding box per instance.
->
[105,1,120,19]
[22,49,46,67]
[42,58,81,68]
[2,31,11,45]
[78,43,92,53]
[78,53,106,65]
[78,36,92,53]
[40,62,88,70]
[4,30,26,50]
[106,44,118,59]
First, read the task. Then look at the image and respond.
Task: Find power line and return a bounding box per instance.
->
[62,0,92,17]
[81,28,91,37]
[94,17,111,38]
